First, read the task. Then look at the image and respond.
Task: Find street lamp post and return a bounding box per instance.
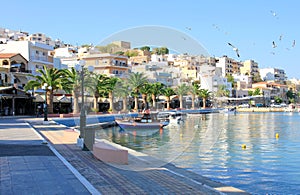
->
[75,60,94,151]
[42,83,52,124]
[79,60,86,140]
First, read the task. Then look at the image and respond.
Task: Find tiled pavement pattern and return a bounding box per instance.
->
[1,117,250,194]
[0,118,91,194]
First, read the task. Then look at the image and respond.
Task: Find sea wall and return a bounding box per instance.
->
[237,107,285,112]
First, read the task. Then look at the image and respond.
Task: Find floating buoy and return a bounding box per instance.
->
[276,133,279,139]
[241,144,247,149]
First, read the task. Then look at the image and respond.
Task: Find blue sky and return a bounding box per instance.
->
[2,0,299,78]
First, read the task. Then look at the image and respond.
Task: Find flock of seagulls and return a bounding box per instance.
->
[270,10,296,55]
[226,10,296,58]
[182,10,296,59]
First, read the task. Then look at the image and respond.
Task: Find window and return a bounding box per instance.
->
[2,60,9,66]
[36,51,39,54]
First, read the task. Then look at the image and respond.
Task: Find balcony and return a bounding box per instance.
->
[30,55,47,62]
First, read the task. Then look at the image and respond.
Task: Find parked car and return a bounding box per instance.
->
[256,103,264,107]
[239,103,250,108]
[270,104,281,108]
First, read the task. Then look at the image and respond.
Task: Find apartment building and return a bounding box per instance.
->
[0,41,54,75]
[0,53,30,88]
[215,55,235,77]
[252,82,288,102]
[240,59,259,78]
[260,67,287,84]
[81,53,129,78]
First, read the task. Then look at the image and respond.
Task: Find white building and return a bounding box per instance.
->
[151,54,168,64]
[0,41,54,75]
[216,56,234,77]
[260,67,287,83]
[233,74,252,89]
[199,65,231,94]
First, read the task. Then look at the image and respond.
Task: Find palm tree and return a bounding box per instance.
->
[127,72,148,111]
[163,87,175,110]
[216,85,230,97]
[91,74,109,112]
[139,82,151,109]
[105,77,120,113]
[149,82,164,110]
[25,66,65,114]
[253,88,261,96]
[176,84,190,109]
[59,67,81,114]
[190,83,201,109]
[198,89,211,109]
[113,80,130,112]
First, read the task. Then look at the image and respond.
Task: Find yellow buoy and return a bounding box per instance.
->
[241,144,247,149]
[276,133,279,139]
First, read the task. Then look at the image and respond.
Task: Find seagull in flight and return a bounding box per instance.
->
[228,42,240,57]
[185,27,192,30]
[270,10,277,17]
[292,40,296,47]
[270,10,279,19]
[272,41,277,48]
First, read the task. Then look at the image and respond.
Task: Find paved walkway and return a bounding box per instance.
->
[0,118,94,194]
[0,117,250,195]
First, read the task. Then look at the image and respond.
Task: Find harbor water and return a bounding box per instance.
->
[95,112,300,194]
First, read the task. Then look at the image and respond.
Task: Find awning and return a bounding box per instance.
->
[0,86,14,91]
[33,94,45,102]
[58,96,71,103]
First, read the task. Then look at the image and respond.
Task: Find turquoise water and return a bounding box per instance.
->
[95,112,300,194]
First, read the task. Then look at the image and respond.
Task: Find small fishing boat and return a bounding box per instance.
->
[219,107,237,115]
[157,111,183,125]
[115,110,169,136]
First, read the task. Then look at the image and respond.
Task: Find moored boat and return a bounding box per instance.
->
[219,107,237,115]
[157,110,183,124]
[115,110,169,136]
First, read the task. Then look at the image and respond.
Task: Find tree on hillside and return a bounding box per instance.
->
[95,43,121,53]
[124,50,139,57]
[140,46,151,51]
[114,51,124,55]
[152,47,169,55]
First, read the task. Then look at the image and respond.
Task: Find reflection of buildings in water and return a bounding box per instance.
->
[197,113,280,169]
[144,117,199,163]
[198,114,226,157]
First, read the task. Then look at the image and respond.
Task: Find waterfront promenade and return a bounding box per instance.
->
[0,116,249,194]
